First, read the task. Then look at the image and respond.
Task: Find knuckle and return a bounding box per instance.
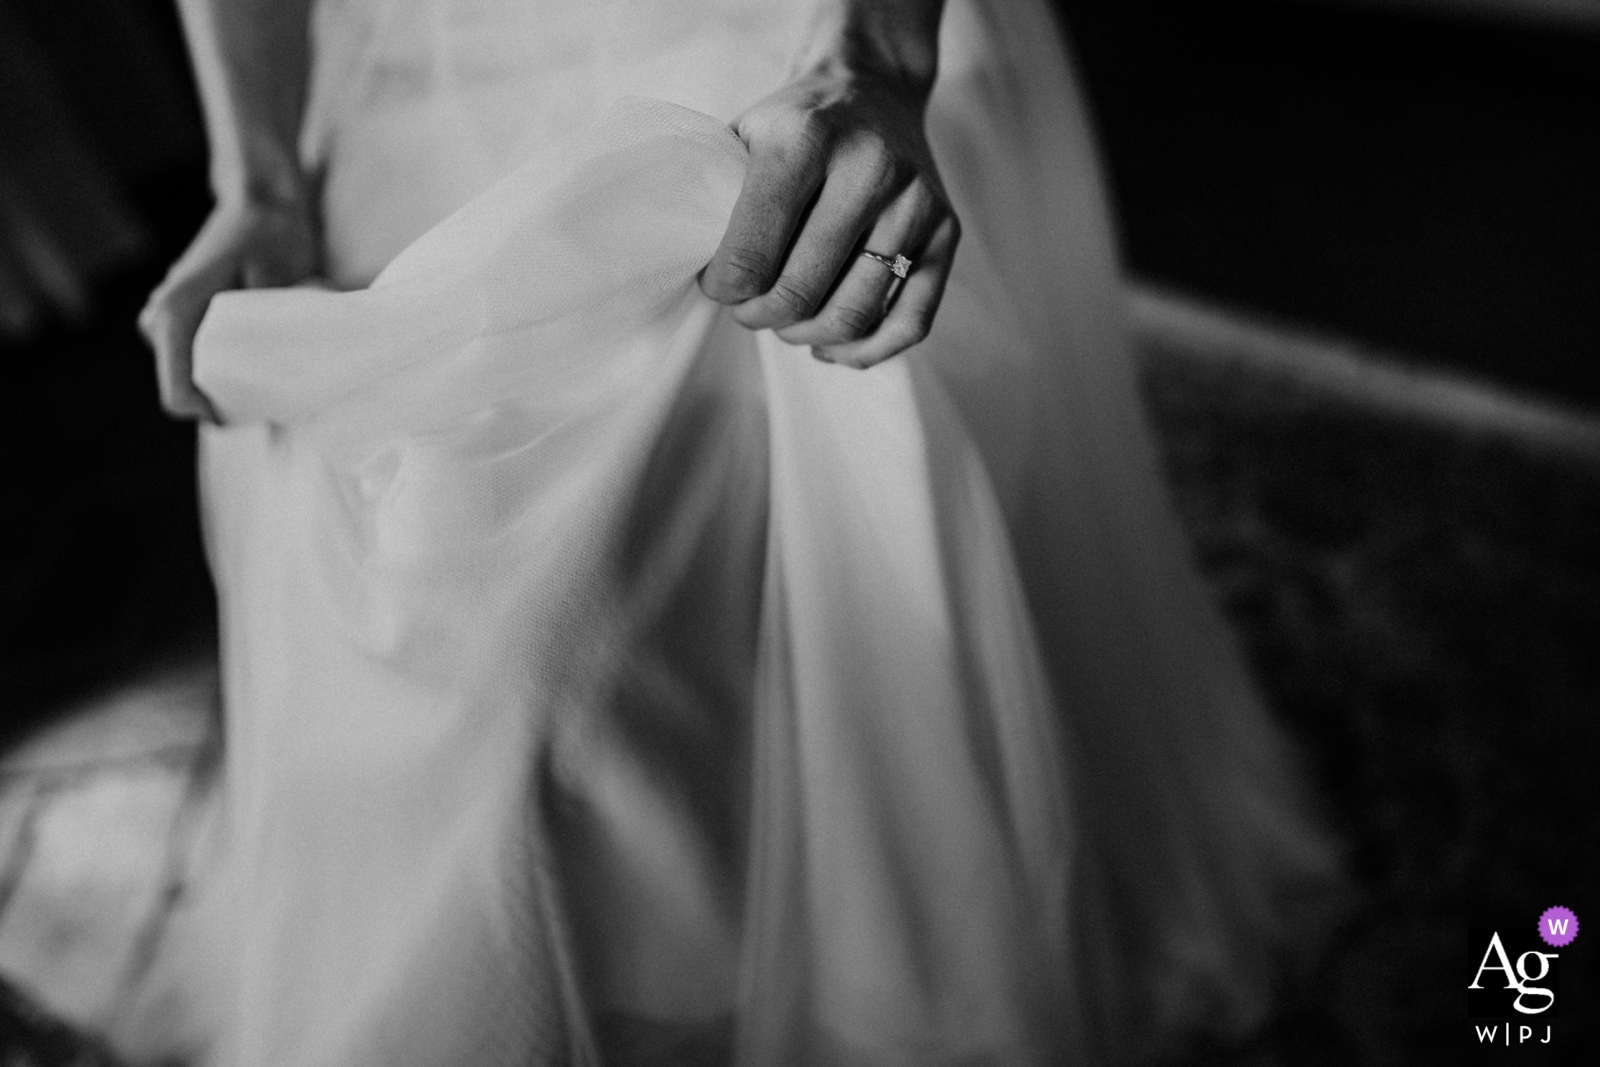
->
[826,302,879,341]
[751,106,827,154]
[709,246,776,300]
[766,276,822,323]
[910,172,944,203]
[912,182,951,230]
[786,107,831,150]
[848,134,897,187]
[864,157,902,200]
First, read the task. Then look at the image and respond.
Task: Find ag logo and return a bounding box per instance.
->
[1467,928,1558,1017]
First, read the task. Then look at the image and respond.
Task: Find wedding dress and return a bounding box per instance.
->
[186,0,1332,1064]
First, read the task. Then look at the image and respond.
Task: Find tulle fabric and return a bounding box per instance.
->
[190,1,1331,1064]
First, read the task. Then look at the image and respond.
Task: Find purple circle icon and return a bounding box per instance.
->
[1539,906,1579,948]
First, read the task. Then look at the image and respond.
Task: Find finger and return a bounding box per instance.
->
[815,214,959,369]
[774,181,941,347]
[149,302,222,422]
[768,253,893,347]
[699,139,826,305]
[141,270,234,422]
[138,220,240,350]
[730,152,898,331]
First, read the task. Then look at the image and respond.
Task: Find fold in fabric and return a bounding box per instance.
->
[197,96,1074,1066]
[189,2,1334,1064]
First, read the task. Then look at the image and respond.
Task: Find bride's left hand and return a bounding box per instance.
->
[699,46,958,369]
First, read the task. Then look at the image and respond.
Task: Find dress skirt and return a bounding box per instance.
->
[187,1,1333,1064]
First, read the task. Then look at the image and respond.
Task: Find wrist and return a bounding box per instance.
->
[796,0,944,102]
[209,127,307,210]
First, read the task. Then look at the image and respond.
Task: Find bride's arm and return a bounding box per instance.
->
[180,0,313,207]
[140,0,319,420]
[699,0,956,369]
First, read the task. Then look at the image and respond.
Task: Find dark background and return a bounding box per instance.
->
[1062,0,1600,405]
[1,1,1596,1064]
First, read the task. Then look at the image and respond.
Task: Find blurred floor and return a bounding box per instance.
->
[1139,287,1600,1065]
[1,291,1597,1065]
[0,661,218,1067]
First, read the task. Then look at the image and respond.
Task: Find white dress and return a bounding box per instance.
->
[187,1,1332,1064]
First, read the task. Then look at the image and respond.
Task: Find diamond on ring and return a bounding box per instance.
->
[860,250,913,279]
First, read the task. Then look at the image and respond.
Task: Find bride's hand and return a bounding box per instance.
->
[139,193,319,421]
[699,6,956,369]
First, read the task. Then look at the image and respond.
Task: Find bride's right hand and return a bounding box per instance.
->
[139,194,319,421]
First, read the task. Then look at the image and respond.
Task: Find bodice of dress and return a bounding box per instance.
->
[304,0,818,284]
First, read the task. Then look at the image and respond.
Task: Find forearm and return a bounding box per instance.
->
[176,0,314,205]
[797,0,946,98]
